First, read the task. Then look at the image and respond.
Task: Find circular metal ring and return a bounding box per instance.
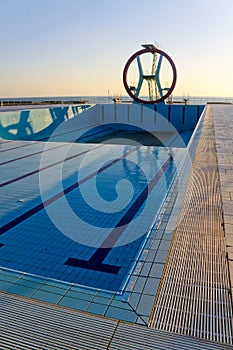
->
[123,48,177,104]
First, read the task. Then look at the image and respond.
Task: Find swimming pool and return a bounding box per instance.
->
[0,104,203,323]
[0,137,182,293]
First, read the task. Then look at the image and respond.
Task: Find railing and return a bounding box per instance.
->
[0,98,89,107]
[0,96,232,107]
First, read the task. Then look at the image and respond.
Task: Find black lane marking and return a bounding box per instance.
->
[0,140,41,153]
[0,146,138,235]
[65,155,174,274]
[0,144,103,188]
[0,127,112,165]
[0,126,112,154]
[0,143,69,166]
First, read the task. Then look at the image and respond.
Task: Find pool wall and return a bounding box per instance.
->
[0,103,204,141]
[0,104,92,140]
[99,103,204,132]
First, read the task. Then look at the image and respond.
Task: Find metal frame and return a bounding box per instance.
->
[123,47,177,104]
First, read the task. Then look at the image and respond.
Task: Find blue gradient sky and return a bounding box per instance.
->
[0,0,232,97]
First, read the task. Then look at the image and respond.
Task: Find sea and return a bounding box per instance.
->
[0,95,233,106]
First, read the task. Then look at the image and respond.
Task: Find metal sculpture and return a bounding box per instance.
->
[123,44,177,104]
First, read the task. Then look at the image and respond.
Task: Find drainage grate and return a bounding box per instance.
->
[149,107,233,345]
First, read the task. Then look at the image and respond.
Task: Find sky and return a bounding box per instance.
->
[0,0,233,98]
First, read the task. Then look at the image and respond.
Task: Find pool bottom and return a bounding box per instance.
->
[0,138,185,323]
[83,130,165,146]
[0,179,178,325]
[76,125,193,147]
[0,142,180,292]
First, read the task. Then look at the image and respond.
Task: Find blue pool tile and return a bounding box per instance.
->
[0,281,14,291]
[110,299,133,311]
[31,290,62,304]
[153,229,164,240]
[95,290,114,299]
[105,306,137,323]
[86,302,108,316]
[136,294,155,316]
[140,315,150,324]
[145,249,157,262]
[43,280,71,290]
[128,292,141,309]
[0,268,22,277]
[58,296,89,311]
[65,290,94,302]
[110,292,125,300]
[39,284,69,295]
[150,239,160,250]
[133,277,147,293]
[136,316,147,325]
[91,295,112,305]
[7,284,35,297]
[0,273,19,284]
[142,277,160,296]
[149,263,165,279]
[159,240,171,251]
[162,229,174,241]
[16,278,44,289]
[69,284,97,295]
[154,250,168,264]
[19,274,46,283]
[140,262,152,277]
